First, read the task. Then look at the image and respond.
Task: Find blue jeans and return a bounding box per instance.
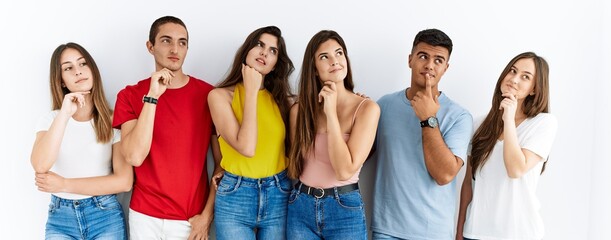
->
[214,170,292,240]
[287,185,367,240]
[45,194,127,240]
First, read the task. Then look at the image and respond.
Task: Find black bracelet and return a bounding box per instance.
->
[143,96,158,104]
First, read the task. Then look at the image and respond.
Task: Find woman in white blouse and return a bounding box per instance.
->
[456,52,558,240]
[31,42,133,239]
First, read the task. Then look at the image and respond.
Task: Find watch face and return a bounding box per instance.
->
[428,117,438,128]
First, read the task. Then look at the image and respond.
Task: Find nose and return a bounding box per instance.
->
[259,48,267,57]
[425,59,435,70]
[330,56,339,66]
[170,43,178,54]
[510,76,518,84]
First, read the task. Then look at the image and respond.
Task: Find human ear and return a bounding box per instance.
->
[146,41,154,54]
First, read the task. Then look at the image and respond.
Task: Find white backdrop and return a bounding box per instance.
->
[1,0,609,239]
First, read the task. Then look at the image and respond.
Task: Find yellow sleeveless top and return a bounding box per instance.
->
[219,83,287,178]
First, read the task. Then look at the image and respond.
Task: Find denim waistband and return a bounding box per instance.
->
[223,169,287,186]
[51,194,116,207]
[296,181,359,198]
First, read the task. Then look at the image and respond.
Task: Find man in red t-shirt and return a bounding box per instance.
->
[112,16,220,239]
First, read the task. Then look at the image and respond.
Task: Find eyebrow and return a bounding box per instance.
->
[317,48,343,58]
[61,57,85,66]
[159,35,188,41]
[259,40,278,50]
[512,66,534,76]
[417,51,446,61]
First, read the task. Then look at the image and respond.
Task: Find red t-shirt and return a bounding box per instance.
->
[113,76,214,220]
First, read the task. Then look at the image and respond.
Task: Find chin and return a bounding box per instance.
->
[254,66,267,73]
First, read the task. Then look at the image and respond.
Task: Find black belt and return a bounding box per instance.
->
[296,181,359,198]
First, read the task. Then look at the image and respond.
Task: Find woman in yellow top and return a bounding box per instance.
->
[207,26,294,240]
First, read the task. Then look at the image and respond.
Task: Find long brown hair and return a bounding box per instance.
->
[288,30,354,179]
[216,26,295,156]
[470,52,550,179]
[49,42,113,143]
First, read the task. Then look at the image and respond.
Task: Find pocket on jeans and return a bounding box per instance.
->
[96,195,121,210]
[288,189,299,204]
[216,176,239,195]
[336,190,363,209]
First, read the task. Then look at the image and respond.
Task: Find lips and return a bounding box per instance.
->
[505,83,517,91]
[256,58,266,65]
[421,72,435,78]
[329,67,343,73]
[75,78,87,84]
[168,57,180,61]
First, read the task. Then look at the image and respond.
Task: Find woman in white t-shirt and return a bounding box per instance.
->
[31,42,133,239]
[456,52,557,240]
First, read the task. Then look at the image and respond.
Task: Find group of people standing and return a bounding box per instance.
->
[31,15,557,240]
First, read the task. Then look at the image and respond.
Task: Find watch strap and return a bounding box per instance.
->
[420,119,429,127]
[143,95,158,104]
[420,116,437,128]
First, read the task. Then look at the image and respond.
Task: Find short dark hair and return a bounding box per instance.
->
[412,29,453,57]
[149,16,187,45]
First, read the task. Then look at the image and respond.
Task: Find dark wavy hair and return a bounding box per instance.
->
[216,26,295,156]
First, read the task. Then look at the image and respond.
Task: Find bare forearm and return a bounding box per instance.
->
[31,114,70,173]
[422,128,462,185]
[202,169,220,215]
[456,165,473,238]
[503,122,527,178]
[199,186,216,225]
[64,174,132,196]
[121,105,156,166]
[326,115,356,181]
[235,92,258,157]
[199,165,223,226]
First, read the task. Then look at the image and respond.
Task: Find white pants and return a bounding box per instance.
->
[129,208,191,240]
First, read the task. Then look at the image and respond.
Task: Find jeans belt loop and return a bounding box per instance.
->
[93,195,103,208]
[53,195,60,208]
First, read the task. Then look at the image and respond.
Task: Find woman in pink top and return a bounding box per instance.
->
[287,30,380,240]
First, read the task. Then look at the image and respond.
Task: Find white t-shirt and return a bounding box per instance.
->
[463,113,557,240]
[35,110,121,200]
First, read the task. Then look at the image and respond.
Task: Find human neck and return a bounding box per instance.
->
[334,82,352,106]
[169,71,189,89]
[515,109,528,122]
[72,96,94,122]
[405,86,440,101]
